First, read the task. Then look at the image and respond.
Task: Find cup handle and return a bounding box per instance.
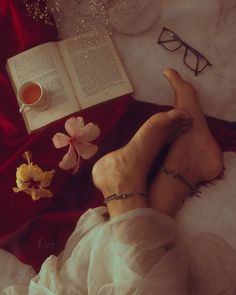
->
[19,104,30,113]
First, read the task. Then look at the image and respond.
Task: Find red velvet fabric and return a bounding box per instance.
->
[0,0,236,272]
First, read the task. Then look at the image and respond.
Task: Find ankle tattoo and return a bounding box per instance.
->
[104,192,148,204]
[159,166,201,197]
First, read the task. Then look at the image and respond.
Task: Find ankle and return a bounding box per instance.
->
[149,172,193,216]
[106,194,149,218]
[159,165,199,195]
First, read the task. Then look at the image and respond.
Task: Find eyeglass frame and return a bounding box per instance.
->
[157,27,212,76]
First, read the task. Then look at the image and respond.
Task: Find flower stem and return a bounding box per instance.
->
[23,151,32,165]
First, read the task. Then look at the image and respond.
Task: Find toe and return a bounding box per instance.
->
[164,68,197,96]
[163,68,184,90]
[164,69,200,114]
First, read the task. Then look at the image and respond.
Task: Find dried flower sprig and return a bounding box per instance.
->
[22,0,55,26]
[21,0,138,35]
[13,152,55,201]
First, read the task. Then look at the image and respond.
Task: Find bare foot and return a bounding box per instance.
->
[149,69,224,216]
[92,109,192,217]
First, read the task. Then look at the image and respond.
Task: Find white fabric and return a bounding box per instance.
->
[3,207,189,294]
[0,249,35,295]
[189,233,236,295]
[2,205,236,294]
[176,152,236,250]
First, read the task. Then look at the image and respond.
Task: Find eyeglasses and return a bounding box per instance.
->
[157,27,212,76]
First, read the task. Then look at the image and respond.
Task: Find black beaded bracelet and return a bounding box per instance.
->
[159,166,201,197]
[104,192,148,205]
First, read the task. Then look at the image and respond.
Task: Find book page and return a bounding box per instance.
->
[7,42,80,132]
[57,30,133,109]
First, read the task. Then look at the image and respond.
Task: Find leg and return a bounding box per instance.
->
[92,109,192,217]
[149,69,224,216]
[91,99,192,293]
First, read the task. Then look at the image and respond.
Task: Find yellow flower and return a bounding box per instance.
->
[13,163,55,201]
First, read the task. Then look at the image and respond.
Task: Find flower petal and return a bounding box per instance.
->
[30,188,40,201]
[40,170,55,187]
[33,188,53,200]
[16,164,32,182]
[15,179,29,190]
[59,145,78,170]
[72,157,81,174]
[77,123,100,143]
[52,133,70,148]
[77,142,98,160]
[31,165,44,182]
[65,117,84,137]
[27,188,53,201]
[13,187,22,193]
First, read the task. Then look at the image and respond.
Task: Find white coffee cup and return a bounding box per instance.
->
[18,81,48,113]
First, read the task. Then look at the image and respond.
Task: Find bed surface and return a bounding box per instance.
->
[0,0,235,272]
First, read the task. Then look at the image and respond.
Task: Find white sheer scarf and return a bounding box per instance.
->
[1,206,236,294]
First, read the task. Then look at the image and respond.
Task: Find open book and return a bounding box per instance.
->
[6,29,133,133]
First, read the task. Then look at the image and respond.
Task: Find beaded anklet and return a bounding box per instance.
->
[104,166,201,205]
[104,192,148,205]
[159,166,201,197]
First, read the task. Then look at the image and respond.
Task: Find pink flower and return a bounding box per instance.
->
[52,117,100,173]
